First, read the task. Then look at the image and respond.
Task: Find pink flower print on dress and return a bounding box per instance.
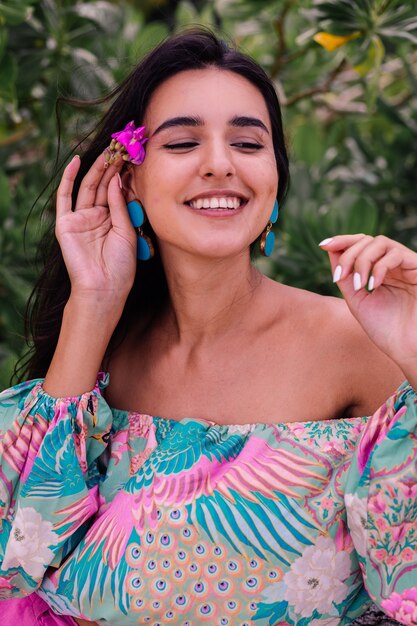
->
[375,517,388,532]
[105,121,148,166]
[128,413,153,438]
[392,525,408,542]
[400,479,417,500]
[368,491,386,514]
[374,548,388,561]
[402,547,415,562]
[381,588,417,625]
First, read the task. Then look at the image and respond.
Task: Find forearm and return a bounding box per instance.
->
[43,294,125,397]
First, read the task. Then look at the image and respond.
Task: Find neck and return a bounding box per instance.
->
[159,246,263,345]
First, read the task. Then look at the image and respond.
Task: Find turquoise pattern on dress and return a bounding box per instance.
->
[0,375,416,625]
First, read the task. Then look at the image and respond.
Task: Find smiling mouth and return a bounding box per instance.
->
[185,196,247,210]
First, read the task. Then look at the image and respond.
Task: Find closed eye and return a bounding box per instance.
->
[163,141,264,151]
[232,142,263,150]
[163,142,199,149]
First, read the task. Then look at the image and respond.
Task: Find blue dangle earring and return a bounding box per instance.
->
[127,200,154,261]
[260,199,279,257]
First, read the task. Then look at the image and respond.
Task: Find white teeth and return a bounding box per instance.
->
[188,196,243,209]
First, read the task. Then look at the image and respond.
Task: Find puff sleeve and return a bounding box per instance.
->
[0,374,113,597]
[344,382,417,625]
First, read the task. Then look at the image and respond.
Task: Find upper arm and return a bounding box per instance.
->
[335,303,405,417]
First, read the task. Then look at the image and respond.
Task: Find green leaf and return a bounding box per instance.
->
[0,170,11,221]
[0,0,35,26]
[379,28,417,44]
[345,196,379,234]
[72,1,122,34]
[291,121,326,166]
[175,0,199,27]
[0,350,18,391]
[354,35,385,76]
[0,25,7,61]
[0,51,17,103]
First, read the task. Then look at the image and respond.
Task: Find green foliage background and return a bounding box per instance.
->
[1,0,417,387]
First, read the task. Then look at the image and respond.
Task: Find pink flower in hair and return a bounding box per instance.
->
[105,121,148,166]
[381,588,417,625]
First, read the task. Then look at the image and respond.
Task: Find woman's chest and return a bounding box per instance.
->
[107,343,351,424]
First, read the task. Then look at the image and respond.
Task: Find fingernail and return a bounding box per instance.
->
[333,265,342,282]
[353,272,362,291]
[368,275,375,291]
[319,237,333,246]
[117,173,123,189]
[71,155,80,162]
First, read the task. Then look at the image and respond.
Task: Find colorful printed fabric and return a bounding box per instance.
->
[1,593,78,625]
[0,375,416,625]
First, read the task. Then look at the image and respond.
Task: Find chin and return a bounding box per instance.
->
[159,232,256,261]
[189,243,251,261]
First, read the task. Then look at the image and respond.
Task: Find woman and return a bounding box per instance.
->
[0,29,416,626]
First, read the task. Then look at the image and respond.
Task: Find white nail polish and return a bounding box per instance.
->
[319,237,333,246]
[333,265,342,282]
[368,275,375,291]
[353,272,362,291]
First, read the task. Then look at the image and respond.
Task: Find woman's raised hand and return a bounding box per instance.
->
[56,153,137,306]
[320,234,417,381]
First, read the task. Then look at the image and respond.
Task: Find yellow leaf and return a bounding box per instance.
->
[313,31,361,52]
[354,36,385,76]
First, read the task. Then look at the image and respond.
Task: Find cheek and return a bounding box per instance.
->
[257,152,279,190]
[136,154,184,203]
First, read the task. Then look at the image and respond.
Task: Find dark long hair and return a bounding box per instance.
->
[17,28,290,382]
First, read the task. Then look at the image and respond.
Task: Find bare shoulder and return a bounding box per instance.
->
[264,279,404,416]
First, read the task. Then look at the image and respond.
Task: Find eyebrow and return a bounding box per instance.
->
[151,115,270,136]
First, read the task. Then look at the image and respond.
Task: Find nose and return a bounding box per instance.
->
[198,140,235,179]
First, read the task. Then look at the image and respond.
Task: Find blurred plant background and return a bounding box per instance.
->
[1,0,417,387]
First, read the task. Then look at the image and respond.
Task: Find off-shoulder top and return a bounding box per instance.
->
[0,374,416,625]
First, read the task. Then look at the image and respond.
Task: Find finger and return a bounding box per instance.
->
[319,234,367,278]
[332,249,399,315]
[349,236,397,291]
[76,152,109,210]
[107,174,136,238]
[369,248,405,290]
[319,234,368,251]
[329,235,374,283]
[56,155,81,218]
[95,159,124,207]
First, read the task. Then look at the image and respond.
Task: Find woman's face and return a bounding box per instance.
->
[130,68,278,260]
